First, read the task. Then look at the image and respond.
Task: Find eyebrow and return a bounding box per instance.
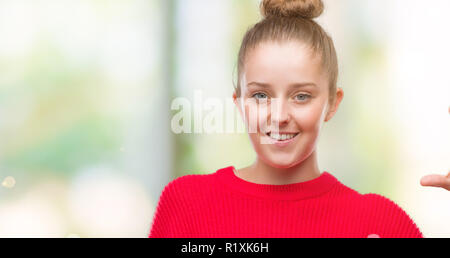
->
[246,81,317,88]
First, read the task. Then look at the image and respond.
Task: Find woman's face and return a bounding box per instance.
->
[234,41,341,169]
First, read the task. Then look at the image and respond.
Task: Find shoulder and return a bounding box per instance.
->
[362,193,403,207]
[361,193,414,217]
[360,193,423,238]
[159,172,216,201]
[165,172,214,191]
[328,179,423,238]
[151,173,214,222]
[329,179,417,220]
[149,173,212,238]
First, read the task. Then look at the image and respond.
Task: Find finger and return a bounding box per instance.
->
[420,174,445,186]
[420,174,450,191]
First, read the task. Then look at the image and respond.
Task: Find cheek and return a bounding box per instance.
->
[293,102,327,133]
[244,102,270,133]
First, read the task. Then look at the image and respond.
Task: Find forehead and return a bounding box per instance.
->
[243,41,325,86]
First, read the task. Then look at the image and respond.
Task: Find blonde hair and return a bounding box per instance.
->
[235,0,338,106]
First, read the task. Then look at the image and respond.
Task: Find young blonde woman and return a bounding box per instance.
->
[149,0,449,238]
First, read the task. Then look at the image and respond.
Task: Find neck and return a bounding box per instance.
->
[242,151,322,185]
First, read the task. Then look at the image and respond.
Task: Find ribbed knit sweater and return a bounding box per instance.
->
[149,166,423,238]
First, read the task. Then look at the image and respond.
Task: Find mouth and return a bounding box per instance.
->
[265,132,300,142]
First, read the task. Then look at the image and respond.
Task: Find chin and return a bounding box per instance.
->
[269,163,296,169]
[263,157,299,169]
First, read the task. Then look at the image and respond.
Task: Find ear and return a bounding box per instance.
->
[324,87,344,122]
[233,91,242,113]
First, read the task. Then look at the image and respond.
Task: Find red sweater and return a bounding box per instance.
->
[149,166,423,238]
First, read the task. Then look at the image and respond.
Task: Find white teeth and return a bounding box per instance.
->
[267,133,298,141]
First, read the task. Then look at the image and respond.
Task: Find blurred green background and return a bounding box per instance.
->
[0,0,449,237]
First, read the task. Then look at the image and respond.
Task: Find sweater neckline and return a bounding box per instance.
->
[216,166,338,201]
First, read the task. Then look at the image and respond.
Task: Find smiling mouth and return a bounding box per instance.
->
[265,132,300,142]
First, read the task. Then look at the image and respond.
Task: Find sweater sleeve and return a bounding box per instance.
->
[148,179,186,238]
[363,193,423,238]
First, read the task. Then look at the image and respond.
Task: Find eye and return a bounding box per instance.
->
[295,93,311,102]
[252,92,268,100]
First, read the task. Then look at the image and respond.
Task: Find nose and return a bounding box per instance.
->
[270,98,290,128]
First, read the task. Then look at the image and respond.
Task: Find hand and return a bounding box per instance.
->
[419,106,450,191]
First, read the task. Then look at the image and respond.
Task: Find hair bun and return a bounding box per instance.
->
[260,0,324,19]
